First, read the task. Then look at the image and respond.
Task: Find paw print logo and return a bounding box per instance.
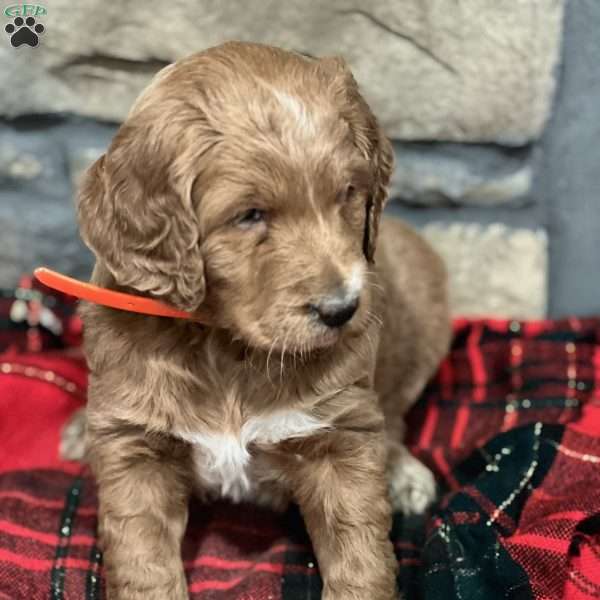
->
[5,16,44,47]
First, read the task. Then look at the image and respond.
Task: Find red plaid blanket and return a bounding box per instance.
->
[1,278,599,599]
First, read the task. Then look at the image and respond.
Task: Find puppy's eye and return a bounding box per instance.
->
[339,184,357,203]
[235,208,266,229]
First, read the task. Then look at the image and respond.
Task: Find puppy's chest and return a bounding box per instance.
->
[176,410,329,503]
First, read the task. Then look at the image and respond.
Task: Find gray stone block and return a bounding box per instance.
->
[421,223,548,319]
[0,145,42,180]
[0,0,564,143]
[0,117,116,287]
[0,127,69,195]
[390,143,535,206]
[67,146,105,187]
[0,189,94,287]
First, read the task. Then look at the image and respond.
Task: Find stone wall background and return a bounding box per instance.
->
[0,0,598,318]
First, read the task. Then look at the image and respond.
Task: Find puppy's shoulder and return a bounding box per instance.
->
[375,216,447,287]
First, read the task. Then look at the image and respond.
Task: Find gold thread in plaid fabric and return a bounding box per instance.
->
[0,361,85,399]
[85,545,102,600]
[566,341,578,403]
[50,476,84,600]
[503,335,524,432]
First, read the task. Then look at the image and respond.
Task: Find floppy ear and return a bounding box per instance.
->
[76,122,205,312]
[319,56,394,263]
[364,131,394,263]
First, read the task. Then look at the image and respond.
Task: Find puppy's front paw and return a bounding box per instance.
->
[106,577,188,600]
[322,583,399,600]
[388,451,436,515]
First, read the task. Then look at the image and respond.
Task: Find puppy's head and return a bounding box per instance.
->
[78,42,393,353]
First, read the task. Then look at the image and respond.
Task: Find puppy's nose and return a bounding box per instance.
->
[310,293,359,328]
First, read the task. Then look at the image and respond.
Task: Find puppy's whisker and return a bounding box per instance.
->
[285,330,298,371]
[364,329,377,363]
[366,279,386,297]
[279,328,292,384]
[365,270,385,286]
[265,336,279,384]
[292,325,306,369]
[366,310,383,327]
[242,343,255,371]
[248,344,265,376]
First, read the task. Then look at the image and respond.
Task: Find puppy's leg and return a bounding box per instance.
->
[89,430,191,600]
[290,430,398,600]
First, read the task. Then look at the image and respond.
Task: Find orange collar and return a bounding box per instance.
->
[34,268,209,324]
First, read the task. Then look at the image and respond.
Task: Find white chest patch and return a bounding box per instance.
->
[177,411,330,502]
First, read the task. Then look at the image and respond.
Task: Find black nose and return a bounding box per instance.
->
[310,296,359,328]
